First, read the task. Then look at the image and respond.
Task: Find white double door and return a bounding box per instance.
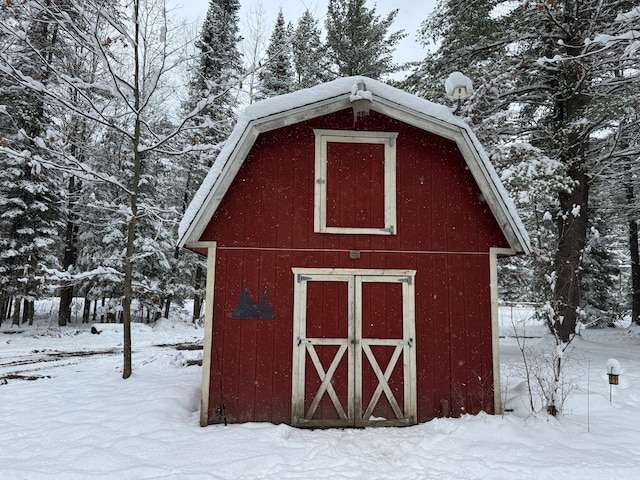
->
[291,268,417,428]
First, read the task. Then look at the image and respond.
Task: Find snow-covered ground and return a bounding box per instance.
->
[1,302,639,479]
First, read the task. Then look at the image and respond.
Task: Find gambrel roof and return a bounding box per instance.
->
[178,76,530,254]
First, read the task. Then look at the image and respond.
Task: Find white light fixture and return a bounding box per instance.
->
[350,80,372,122]
[606,358,622,404]
[445,72,473,113]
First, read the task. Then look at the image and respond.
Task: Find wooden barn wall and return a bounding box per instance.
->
[200,109,509,425]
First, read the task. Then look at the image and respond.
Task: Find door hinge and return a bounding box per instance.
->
[297,337,311,346]
[297,274,312,283]
[381,226,395,234]
[398,276,412,286]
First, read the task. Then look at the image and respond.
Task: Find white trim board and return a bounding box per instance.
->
[199,242,217,427]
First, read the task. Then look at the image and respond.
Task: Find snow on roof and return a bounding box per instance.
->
[178,76,530,254]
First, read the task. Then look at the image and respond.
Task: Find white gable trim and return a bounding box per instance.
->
[371,97,530,254]
[178,77,530,255]
[178,95,352,249]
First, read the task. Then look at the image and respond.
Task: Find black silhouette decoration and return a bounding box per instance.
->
[231,285,275,320]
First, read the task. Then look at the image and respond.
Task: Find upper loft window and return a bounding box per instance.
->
[314,129,398,235]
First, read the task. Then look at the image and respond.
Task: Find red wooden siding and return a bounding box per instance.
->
[200,108,509,425]
[326,142,386,229]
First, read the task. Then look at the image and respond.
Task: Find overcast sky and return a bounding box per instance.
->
[168,0,437,71]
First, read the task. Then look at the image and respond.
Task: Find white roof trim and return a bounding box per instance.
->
[178,76,530,255]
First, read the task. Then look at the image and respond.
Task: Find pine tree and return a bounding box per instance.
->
[188,0,242,144]
[324,0,407,79]
[72,125,130,323]
[410,0,640,343]
[1,0,227,377]
[580,203,625,327]
[292,10,327,89]
[258,9,294,99]
[0,1,64,325]
[51,10,102,327]
[590,7,640,324]
[183,0,243,323]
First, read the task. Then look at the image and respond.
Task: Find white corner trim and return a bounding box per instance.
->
[489,247,516,414]
[200,242,217,427]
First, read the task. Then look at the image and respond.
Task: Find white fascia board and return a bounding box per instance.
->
[371,97,462,141]
[455,130,531,255]
[178,95,352,248]
[370,99,530,255]
[178,123,257,249]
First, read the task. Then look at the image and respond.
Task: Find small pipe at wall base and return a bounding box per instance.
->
[216,404,227,426]
[441,398,450,418]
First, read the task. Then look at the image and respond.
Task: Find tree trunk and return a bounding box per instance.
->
[0,294,7,326]
[550,46,591,344]
[163,297,171,319]
[122,0,144,380]
[626,183,640,324]
[23,299,34,325]
[82,293,91,324]
[12,297,21,326]
[553,167,589,342]
[629,222,640,324]
[5,296,13,323]
[193,263,204,324]
[58,176,79,327]
[58,284,72,327]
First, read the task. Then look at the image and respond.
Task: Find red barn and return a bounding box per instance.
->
[179,77,529,428]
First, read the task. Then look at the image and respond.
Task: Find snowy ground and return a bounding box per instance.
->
[1,302,639,479]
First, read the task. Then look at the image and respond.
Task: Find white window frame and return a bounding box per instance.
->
[314,129,398,235]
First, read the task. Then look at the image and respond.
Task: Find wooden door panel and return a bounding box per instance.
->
[360,281,405,423]
[361,282,404,339]
[303,343,349,421]
[361,344,405,421]
[305,281,349,338]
